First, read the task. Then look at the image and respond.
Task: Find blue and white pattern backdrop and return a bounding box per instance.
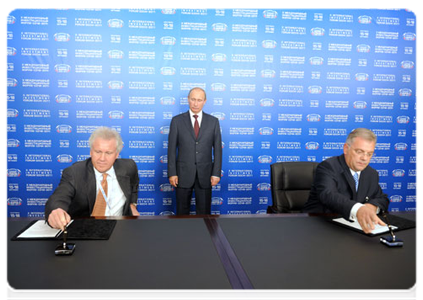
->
[7,9,416,217]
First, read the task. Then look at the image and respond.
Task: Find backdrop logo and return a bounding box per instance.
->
[356,44,371,52]
[310,27,325,36]
[211,83,226,91]
[397,116,410,124]
[160,67,176,75]
[160,97,175,105]
[7,47,17,56]
[259,127,274,135]
[353,101,367,109]
[108,81,124,89]
[7,198,22,206]
[257,183,271,191]
[400,61,414,69]
[7,109,19,117]
[160,183,174,192]
[309,57,324,65]
[403,32,416,41]
[108,111,124,119]
[54,33,70,42]
[108,19,124,28]
[211,112,225,120]
[55,94,71,103]
[263,10,278,18]
[261,69,275,78]
[7,168,21,177]
[398,88,412,96]
[160,155,167,163]
[7,139,20,147]
[57,154,73,163]
[390,195,403,202]
[161,9,176,14]
[161,36,176,45]
[54,64,71,73]
[305,142,319,150]
[212,23,227,32]
[355,73,369,81]
[308,86,322,94]
[262,40,277,48]
[392,169,405,177]
[260,98,274,107]
[108,50,124,59]
[358,15,372,24]
[56,125,72,133]
[212,53,227,62]
[258,155,272,163]
[7,15,16,24]
[7,78,18,87]
[394,143,407,151]
[307,114,321,122]
[160,126,169,134]
[212,197,224,205]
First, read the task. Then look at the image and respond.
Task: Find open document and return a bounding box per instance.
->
[332,218,397,235]
[17,220,73,239]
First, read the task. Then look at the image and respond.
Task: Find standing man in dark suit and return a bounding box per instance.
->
[168,87,222,215]
[45,127,140,229]
[302,128,389,234]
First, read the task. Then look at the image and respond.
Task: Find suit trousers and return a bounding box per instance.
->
[176,174,212,215]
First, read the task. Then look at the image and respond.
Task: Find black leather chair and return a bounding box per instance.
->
[267,161,318,213]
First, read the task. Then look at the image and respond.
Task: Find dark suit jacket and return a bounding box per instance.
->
[45,158,139,219]
[302,154,389,219]
[167,111,222,189]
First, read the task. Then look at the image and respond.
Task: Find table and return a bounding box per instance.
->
[8,213,415,289]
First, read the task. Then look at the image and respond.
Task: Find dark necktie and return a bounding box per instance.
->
[193,115,199,138]
[91,173,108,216]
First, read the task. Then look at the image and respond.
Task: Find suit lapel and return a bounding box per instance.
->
[339,155,357,198]
[197,112,210,140]
[114,161,131,201]
[356,167,370,202]
[86,159,97,212]
[182,111,196,140]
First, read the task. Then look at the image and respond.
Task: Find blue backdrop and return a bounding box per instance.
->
[7,9,416,217]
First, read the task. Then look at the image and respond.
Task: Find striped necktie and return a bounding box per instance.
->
[91,173,108,216]
[353,172,359,191]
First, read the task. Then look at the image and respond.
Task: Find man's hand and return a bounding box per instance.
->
[130,203,140,216]
[356,203,386,234]
[169,176,178,188]
[47,208,71,230]
[211,176,220,187]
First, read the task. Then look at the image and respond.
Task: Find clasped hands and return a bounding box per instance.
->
[169,176,220,188]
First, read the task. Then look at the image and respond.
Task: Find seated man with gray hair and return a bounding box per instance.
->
[45,126,140,229]
[302,128,390,234]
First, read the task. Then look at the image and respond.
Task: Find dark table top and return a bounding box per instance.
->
[217,213,416,289]
[8,218,231,289]
[8,213,416,289]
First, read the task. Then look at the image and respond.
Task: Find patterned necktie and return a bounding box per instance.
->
[91,173,108,216]
[353,172,359,191]
[193,115,199,138]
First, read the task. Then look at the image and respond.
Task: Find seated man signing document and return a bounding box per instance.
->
[302,128,390,234]
[45,127,140,230]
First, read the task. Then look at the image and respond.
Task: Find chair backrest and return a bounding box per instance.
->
[269,161,318,213]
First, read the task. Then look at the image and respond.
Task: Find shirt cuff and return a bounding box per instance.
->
[350,203,364,221]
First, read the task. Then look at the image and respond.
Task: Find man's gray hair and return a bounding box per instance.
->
[346,128,377,145]
[89,126,123,153]
[188,87,207,100]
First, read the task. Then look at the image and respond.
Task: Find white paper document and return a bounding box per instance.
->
[332,218,397,235]
[17,220,73,239]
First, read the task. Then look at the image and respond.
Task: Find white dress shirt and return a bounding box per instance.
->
[189,109,203,128]
[93,166,126,216]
